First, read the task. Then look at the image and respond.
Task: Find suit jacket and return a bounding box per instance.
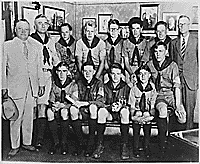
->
[170,34,198,90]
[2,37,45,99]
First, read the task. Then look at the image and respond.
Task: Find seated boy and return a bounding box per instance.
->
[147,41,186,156]
[69,61,104,157]
[47,62,77,155]
[128,64,157,158]
[92,63,131,160]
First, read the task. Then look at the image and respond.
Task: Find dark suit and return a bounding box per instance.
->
[170,34,198,129]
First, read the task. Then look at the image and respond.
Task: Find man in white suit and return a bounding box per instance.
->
[2,19,45,158]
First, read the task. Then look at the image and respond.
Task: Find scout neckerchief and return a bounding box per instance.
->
[82,77,98,101]
[54,74,72,103]
[136,81,153,112]
[152,56,172,92]
[58,35,75,59]
[106,35,121,65]
[128,34,145,67]
[82,35,100,64]
[31,32,50,65]
[107,80,126,103]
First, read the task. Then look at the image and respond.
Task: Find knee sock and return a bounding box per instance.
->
[60,119,69,145]
[133,123,140,150]
[71,119,84,144]
[88,119,97,145]
[157,118,167,148]
[48,120,59,145]
[143,124,151,148]
[97,123,106,144]
[36,118,47,142]
[120,124,129,144]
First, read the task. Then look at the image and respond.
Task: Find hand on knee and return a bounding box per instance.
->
[47,109,55,121]
[156,102,168,118]
[61,108,69,120]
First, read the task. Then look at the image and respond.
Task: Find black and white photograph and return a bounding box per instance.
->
[1,0,199,163]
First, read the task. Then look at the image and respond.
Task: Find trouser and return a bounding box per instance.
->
[10,87,35,149]
[181,79,197,130]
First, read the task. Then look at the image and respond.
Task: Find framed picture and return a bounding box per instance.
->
[22,6,39,34]
[119,22,129,39]
[140,4,159,33]
[191,6,198,30]
[98,13,113,34]
[163,12,179,35]
[2,1,18,40]
[43,5,65,32]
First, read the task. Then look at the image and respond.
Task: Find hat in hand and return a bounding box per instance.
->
[2,96,19,121]
[175,104,186,124]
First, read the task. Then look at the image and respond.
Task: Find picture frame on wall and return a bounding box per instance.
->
[98,13,113,34]
[43,5,65,32]
[140,4,159,33]
[190,6,198,30]
[119,22,129,39]
[163,12,179,35]
[22,6,39,34]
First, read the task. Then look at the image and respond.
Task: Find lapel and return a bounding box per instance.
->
[184,34,193,56]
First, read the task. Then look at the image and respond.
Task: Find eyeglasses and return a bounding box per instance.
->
[178,23,189,27]
[110,28,118,32]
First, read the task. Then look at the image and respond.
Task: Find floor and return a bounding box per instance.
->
[1,119,199,163]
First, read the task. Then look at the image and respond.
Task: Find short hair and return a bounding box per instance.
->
[135,64,151,76]
[110,62,125,74]
[178,15,190,22]
[128,17,143,28]
[155,21,168,30]
[55,61,69,70]
[81,61,95,71]
[108,19,119,29]
[15,19,30,27]
[59,23,72,32]
[84,20,97,30]
[34,14,49,24]
[154,41,167,50]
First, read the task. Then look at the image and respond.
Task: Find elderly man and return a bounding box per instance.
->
[31,14,60,150]
[170,15,198,130]
[2,19,45,158]
[75,20,106,81]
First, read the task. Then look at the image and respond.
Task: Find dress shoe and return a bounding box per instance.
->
[72,143,84,156]
[121,143,130,160]
[22,145,36,151]
[61,143,68,155]
[48,143,60,155]
[7,148,20,159]
[84,145,94,157]
[92,142,104,159]
[35,143,42,151]
[133,149,140,158]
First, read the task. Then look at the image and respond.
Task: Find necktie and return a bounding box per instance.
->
[181,37,186,57]
[139,93,146,112]
[110,46,115,65]
[23,42,28,59]
[86,48,93,64]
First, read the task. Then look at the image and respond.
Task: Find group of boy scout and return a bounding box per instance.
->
[3,12,197,161]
